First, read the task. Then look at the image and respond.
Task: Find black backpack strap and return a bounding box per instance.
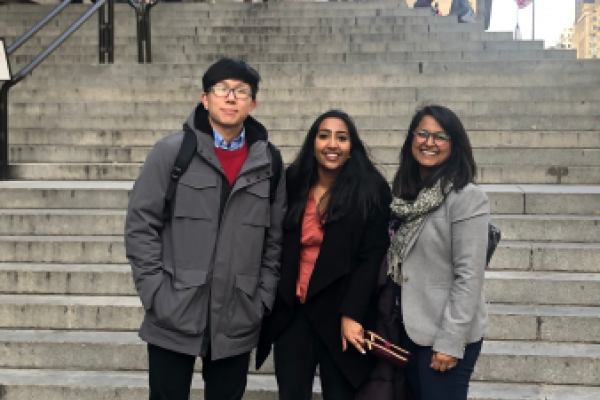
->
[163,128,198,222]
[267,142,283,205]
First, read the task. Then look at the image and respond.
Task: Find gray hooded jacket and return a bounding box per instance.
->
[125,104,286,359]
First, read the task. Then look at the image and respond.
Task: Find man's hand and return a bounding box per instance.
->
[431,352,458,372]
[341,316,365,354]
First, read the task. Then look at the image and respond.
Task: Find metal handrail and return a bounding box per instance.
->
[128,0,160,63]
[0,0,115,180]
[7,0,72,55]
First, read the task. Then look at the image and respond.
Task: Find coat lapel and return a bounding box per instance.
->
[304,216,355,303]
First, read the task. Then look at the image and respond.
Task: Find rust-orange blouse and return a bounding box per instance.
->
[296,191,325,303]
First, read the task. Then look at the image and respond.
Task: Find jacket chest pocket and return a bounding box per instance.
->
[172,172,219,276]
[242,179,271,227]
[231,179,271,276]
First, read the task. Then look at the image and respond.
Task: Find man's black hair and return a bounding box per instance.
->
[202,58,261,99]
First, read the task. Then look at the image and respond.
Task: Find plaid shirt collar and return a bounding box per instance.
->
[213,127,245,151]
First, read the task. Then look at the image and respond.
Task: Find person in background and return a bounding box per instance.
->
[477,0,494,30]
[413,0,433,8]
[257,110,392,400]
[449,0,477,22]
[388,105,490,400]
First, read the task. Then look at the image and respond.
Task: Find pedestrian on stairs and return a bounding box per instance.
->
[256,110,392,400]
[387,105,490,400]
[124,58,286,400]
[449,0,477,23]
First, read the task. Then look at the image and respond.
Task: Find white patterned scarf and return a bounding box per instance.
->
[388,179,453,284]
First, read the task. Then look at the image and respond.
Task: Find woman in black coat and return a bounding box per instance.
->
[257,110,392,400]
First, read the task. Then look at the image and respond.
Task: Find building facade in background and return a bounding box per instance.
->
[576,0,597,21]
[573,1,599,59]
[556,27,574,49]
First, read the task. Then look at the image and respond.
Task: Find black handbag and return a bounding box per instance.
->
[486,222,501,268]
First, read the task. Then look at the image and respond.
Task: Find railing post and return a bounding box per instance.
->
[99,0,114,64]
[136,10,145,63]
[0,82,13,181]
[145,7,152,63]
[108,0,115,63]
[99,4,106,63]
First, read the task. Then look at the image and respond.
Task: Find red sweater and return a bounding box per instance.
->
[214,142,249,185]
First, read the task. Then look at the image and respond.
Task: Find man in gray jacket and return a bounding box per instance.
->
[125,58,286,400]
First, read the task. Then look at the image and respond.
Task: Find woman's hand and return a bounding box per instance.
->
[341,316,366,354]
[431,352,458,372]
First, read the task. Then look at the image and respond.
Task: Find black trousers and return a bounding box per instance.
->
[401,335,483,400]
[147,343,251,400]
[274,305,354,400]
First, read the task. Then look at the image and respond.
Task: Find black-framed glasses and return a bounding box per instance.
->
[413,130,451,144]
[211,85,253,100]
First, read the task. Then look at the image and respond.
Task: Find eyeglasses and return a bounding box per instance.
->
[413,130,451,144]
[211,85,253,100]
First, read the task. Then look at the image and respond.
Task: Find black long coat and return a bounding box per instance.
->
[256,175,392,388]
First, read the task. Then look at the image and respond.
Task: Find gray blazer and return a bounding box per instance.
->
[400,183,490,359]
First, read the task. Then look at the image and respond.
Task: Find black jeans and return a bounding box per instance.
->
[401,335,483,400]
[274,305,354,400]
[147,343,251,400]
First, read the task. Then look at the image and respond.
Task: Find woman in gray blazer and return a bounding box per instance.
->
[388,105,489,400]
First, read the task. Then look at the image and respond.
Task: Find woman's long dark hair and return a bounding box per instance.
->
[392,105,477,200]
[285,110,386,228]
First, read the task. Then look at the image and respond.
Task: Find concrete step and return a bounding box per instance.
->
[1,2,413,12]
[12,60,600,77]
[473,340,600,385]
[487,304,600,343]
[484,271,600,306]
[9,145,600,169]
[0,209,126,236]
[2,32,517,47]
[496,242,600,273]
[0,232,597,269]
[1,292,598,341]
[2,22,488,37]
[0,182,597,216]
[1,260,599,306]
[0,330,597,385]
[0,7,429,19]
[8,129,600,149]
[0,263,134,295]
[13,86,600,103]
[2,7,428,17]
[0,235,125,264]
[0,209,597,241]
[10,101,600,119]
[0,369,596,400]
[9,49,575,64]
[7,113,600,132]
[11,41,546,57]
[7,163,600,184]
[5,15,461,28]
[0,181,133,210]
[491,215,600,242]
[15,73,600,91]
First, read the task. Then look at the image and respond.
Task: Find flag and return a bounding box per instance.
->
[514,23,522,40]
[515,0,533,9]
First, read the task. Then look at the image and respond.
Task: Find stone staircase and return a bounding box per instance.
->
[1,1,599,399]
